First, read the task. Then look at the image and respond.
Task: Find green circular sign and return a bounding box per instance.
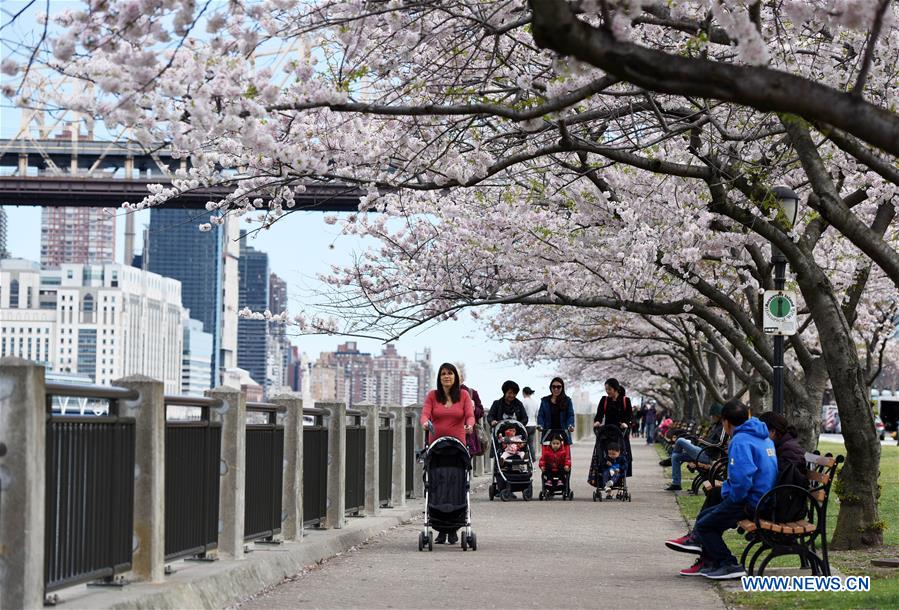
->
[768,295,792,319]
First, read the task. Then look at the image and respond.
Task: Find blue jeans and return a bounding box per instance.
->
[671,438,707,485]
[694,497,749,568]
[645,422,656,444]
[602,467,622,487]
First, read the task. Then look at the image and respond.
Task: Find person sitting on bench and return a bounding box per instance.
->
[660,403,725,491]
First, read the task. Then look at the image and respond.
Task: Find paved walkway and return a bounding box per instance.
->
[236,439,724,609]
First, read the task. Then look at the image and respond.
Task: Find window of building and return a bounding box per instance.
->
[82,294,95,324]
[9,279,18,308]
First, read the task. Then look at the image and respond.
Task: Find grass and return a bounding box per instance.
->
[656,440,899,609]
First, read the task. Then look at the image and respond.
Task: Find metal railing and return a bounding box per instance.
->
[345,409,366,515]
[44,383,137,592]
[405,414,415,498]
[163,395,222,561]
[302,407,328,526]
[378,413,394,507]
[244,402,286,542]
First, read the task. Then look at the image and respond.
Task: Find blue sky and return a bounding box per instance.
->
[0,0,601,408]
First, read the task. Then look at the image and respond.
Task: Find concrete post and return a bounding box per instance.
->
[322,402,346,529]
[0,358,45,610]
[114,375,165,582]
[388,406,406,507]
[272,393,303,541]
[410,406,425,498]
[358,403,379,516]
[208,386,246,559]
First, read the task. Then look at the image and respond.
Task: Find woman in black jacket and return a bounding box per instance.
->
[488,380,528,427]
[758,412,808,475]
[593,378,634,476]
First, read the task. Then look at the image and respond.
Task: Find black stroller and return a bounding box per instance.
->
[418,435,478,551]
[488,420,535,501]
[589,424,631,502]
[538,429,573,501]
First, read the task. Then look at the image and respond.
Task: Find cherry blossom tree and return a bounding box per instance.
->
[5,0,897,548]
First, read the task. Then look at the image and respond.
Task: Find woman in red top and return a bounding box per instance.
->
[421,362,475,444]
[420,362,475,545]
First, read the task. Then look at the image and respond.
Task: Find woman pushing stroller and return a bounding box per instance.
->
[420,362,475,545]
[536,377,575,443]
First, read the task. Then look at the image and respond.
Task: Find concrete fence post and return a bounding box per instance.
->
[409,406,425,498]
[272,393,303,541]
[322,401,346,529]
[358,403,379,516]
[114,375,165,582]
[207,386,246,559]
[388,406,406,507]
[0,358,46,610]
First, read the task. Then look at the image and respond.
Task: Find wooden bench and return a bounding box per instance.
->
[736,452,844,576]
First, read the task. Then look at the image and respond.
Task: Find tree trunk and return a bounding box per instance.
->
[749,375,770,413]
[786,360,827,452]
[799,279,882,549]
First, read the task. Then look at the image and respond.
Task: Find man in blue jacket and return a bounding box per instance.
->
[688,400,777,579]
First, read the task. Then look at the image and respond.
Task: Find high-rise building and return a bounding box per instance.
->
[146,209,239,387]
[237,233,269,388]
[40,207,116,269]
[269,273,287,315]
[305,342,431,407]
[1,259,184,393]
[267,272,291,394]
[0,208,8,258]
[182,316,213,396]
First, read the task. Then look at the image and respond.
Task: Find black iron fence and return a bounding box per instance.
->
[344,409,366,515]
[378,414,393,507]
[244,402,285,542]
[405,415,414,498]
[303,408,328,526]
[164,396,222,561]
[44,383,137,593]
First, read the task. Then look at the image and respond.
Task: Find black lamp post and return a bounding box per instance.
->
[771,185,799,415]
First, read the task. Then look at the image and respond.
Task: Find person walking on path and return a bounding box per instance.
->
[643,405,657,445]
[456,364,485,458]
[672,400,777,579]
[537,377,575,444]
[593,378,634,477]
[488,380,528,427]
[659,403,724,491]
[521,386,540,454]
[420,362,475,545]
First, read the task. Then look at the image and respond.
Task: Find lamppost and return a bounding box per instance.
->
[771,185,800,415]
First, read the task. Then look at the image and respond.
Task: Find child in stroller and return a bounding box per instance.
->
[489,420,535,501]
[589,424,632,502]
[499,428,527,463]
[538,430,573,500]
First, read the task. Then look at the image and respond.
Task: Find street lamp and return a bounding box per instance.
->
[770,185,799,415]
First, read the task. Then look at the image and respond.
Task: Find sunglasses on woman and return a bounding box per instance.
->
[551,385,562,389]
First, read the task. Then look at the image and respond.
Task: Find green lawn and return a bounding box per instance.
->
[656,440,899,609]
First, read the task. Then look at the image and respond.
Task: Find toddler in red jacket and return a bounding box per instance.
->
[539,434,571,486]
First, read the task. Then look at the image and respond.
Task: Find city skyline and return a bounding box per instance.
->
[1,205,601,407]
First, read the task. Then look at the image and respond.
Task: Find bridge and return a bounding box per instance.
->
[0,139,364,211]
[0,359,722,609]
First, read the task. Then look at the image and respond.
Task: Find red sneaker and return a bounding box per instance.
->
[679,557,706,576]
[666,534,701,554]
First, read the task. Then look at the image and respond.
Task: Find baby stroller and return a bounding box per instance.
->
[418,434,477,551]
[488,420,535,502]
[538,429,573,501]
[589,424,631,502]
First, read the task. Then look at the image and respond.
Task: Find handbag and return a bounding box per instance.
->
[477,421,490,452]
[466,429,483,456]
